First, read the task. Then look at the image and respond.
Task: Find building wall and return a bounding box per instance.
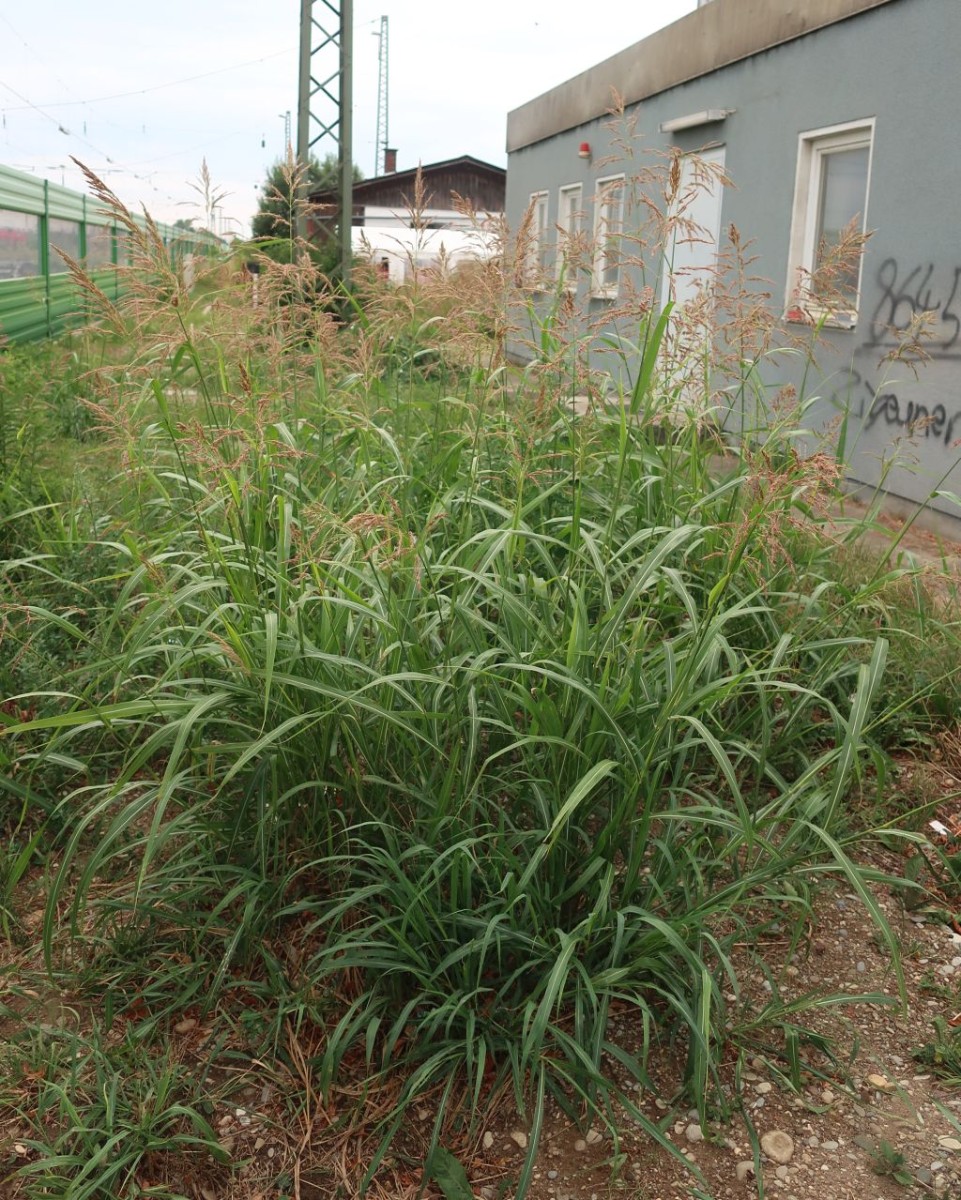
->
[505,0,961,526]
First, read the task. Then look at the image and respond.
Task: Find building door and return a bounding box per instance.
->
[658,146,726,413]
[660,146,726,309]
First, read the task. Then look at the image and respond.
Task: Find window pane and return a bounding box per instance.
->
[0,209,41,279]
[557,186,582,286]
[85,224,114,269]
[815,145,868,299]
[49,217,82,274]
[597,181,623,291]
[534,193,549,272]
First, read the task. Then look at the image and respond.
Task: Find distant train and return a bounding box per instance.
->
[0,164,220,344]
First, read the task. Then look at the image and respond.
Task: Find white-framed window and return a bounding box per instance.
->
[786,119,874,327]
[592,175,625,299]
[556,183,583,291]
[523,190,550,288]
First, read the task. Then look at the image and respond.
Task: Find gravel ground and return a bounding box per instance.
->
[474,809,961,1200]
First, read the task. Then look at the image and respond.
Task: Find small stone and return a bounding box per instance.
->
[821,1140,839,1151]
[654,1098,668,1110]
[756,1082,772,1095]
[820,1089,835,1104]
[775,1166,789,1180]
[174,1017,197,1034]
[736,1160,755,1181]
[482,1131,494,1150]
[761,1131,795,1164]
[685,1123,703,1144]
[866,1073,895,1092]
[585,1128,603,1145]
[938,1137,961,1152]
[575,1138,588,1152]
[254,1137,265,1152]
[509,1130,528,1150]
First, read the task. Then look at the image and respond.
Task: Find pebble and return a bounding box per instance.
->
[585,1129,603,1145]
[761,1131,795,1164]
[173,1017,197,1033]
[775,1166,790,1181]
[685,1123,703,1144]
[821,1089,835,1104]
[574,1139,587,1152]
[756,1081,772,1094]
[821,1140,839,1151]
[509,1131,528,1150]
[735,1161,755,1181]
[866,1073,895,1092]
[939,1138,961,1152]
[482,1131,494,1150]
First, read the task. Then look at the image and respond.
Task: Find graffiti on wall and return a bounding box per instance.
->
[865,258,961,356]
[834,363,961,451]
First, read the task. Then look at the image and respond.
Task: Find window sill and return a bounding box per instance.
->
[784,304,857,331]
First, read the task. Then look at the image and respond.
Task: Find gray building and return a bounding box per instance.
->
[506,0,961,530]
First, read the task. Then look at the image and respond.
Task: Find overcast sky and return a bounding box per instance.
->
[1,1,695,235]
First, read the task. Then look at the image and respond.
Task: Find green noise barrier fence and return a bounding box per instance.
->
[0,164,220,344]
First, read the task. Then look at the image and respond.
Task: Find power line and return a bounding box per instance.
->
[0,48,294,113]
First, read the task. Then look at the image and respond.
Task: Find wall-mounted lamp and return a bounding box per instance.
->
[659,108,734,134]
[578,142,592,159]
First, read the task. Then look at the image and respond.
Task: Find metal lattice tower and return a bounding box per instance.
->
[297,0,353,278]
[373,16,389,176]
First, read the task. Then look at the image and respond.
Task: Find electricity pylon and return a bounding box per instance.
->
[297,0,353,282]
[373,16,389,176]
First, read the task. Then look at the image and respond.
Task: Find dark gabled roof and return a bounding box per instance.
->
[309,154,505,203]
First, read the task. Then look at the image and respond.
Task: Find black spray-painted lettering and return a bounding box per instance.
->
[866,258,961,354]
[830,368,961,450]
[865,393,960,446]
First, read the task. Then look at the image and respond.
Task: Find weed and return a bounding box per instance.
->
[864,1137,916,1187]
[1,148,959,1199]
[913,1017,961,1084]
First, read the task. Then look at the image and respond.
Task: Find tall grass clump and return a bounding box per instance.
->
[3,152,959,1196]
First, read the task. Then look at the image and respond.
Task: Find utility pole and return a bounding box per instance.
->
[297,0,353,284]
[373,16,389,176]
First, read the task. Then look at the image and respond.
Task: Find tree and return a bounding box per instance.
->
[251,154,362,241]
